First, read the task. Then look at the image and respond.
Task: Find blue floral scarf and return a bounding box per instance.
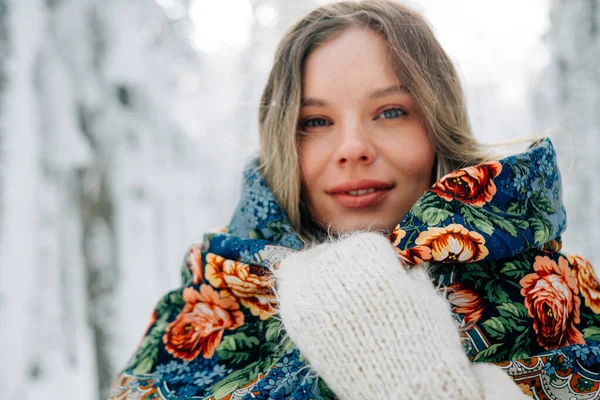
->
[110,138,600,399]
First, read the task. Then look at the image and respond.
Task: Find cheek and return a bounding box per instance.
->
[408,148,436,178]
[298,143,312,187]
[386,133,436,178]
[298,144,324,220]
[298,140,326,191]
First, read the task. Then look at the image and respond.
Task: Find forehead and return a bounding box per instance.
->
[302,28,400,96]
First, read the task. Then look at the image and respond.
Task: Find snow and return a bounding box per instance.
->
[1,0,597,399]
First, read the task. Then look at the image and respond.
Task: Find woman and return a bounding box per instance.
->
[110,1,600,399]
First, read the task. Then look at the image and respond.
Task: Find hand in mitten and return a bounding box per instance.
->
[274,232,529,400]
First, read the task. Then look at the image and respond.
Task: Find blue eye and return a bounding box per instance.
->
[303,118,330,128]
[378,107,406,120]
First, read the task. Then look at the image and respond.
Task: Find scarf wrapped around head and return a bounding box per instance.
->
[110,138,600,400]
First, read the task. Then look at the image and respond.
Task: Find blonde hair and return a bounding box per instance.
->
[258,0,490,234]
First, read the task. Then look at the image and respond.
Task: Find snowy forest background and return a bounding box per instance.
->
[1,0,598,399]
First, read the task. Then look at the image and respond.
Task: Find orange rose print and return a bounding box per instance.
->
[431,161,502,206]
[387,225,406,246]
[163,285,244,360]
[206,253,276,320]
[414,224,489,262]
[520,255,584,350]
[188,246,203,285]
[447,282,484,329]
[568,254,600,314]
[394,246,432,265]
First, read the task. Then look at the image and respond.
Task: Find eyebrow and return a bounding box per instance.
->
[368,84,409,99]
[300,85,409,108]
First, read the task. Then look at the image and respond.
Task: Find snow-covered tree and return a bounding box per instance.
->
[0,0,314,399]
[532,0,600,265]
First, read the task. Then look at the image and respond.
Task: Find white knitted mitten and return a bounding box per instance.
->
[472,363,530,400]
[274,232,529,399]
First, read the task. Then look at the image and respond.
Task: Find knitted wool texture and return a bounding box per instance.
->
[275,232,530,399]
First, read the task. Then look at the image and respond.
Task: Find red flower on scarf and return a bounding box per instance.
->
[187,246,203,285]
[520,255,584,350]
[568,254,600,314]
[206,253,276,320]
[163,285,244,360]
[431,161,502,206]
[447,282,484,330]
[387,225,406,246]
[394,246,432,265]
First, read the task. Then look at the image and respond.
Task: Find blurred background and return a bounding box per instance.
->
[1,0,598,398]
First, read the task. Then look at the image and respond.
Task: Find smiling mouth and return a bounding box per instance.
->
[346,188,380,196]
[330,184,394,208]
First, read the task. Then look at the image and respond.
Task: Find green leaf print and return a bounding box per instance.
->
[211,361,262,399]
[511,218,530,230]
[482,317,507,340]
[154,290,186,316]
[411,202,423,218]
[583,326,600,341]
[499,261,528,280]
[460,207,476,226]
[265,319,282,342]
[491,217,518,237]
[489,204,504,214]
[419,191,443,208]
[473,218,495,236]
[217,332,261,365]
[211,350,281,399]
[530,218,552,244]
[485,279,510,304]
[510,330,532,360]
[421,207,453,226]
[459,263,492,289]
[267,220,296,241]
[128,319,167,374]
[531,192,555,214]
[460,207,494,235]
[497,303,529,320]
[181,257,193,285]
[506,201,526,217]
[126,291,184,374]
[133,348,158,375]
[473,343,503,362]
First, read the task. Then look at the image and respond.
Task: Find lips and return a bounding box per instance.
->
[328,179,394,208]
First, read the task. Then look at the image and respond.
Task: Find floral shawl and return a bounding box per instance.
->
[110,138,600,400]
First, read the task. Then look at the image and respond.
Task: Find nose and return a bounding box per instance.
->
[336,124,375,166]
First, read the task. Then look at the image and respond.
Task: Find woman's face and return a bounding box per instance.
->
[298,28,436,233]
